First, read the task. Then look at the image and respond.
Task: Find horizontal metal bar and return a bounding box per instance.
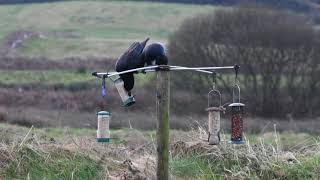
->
[93,65,235,78]
[96,65,160,77]
[172,66,235,70]
[169,66,214,74]
[143,67,213,74]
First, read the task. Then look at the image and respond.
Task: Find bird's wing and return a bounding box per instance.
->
[116,38,150,71]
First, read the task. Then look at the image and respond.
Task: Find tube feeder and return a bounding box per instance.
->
[114,78,135,107]
[229,84,245,144]
[206,82,225,145]
[97,111,111,142]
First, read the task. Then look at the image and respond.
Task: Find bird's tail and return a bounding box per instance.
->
[140,37,150,48]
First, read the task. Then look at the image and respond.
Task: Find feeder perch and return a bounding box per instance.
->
[229,84,245,144]
[114,78,135,107]
[97,111,111,142]
[206,88,225,145]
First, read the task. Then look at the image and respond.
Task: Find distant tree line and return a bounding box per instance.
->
[142,0,320,23]
[143,0,315,12]
[169,6,320,118]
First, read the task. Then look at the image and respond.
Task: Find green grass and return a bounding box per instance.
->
[0,0,216,58]
[0,70,93,85]
[171,154,320,179]
[277,154,320,179]
[170,130,320,179]
[171,157,223,179]
[170,142,320,179]
[0,123,147,143]
[0,124,104,179]
[1,123,320,179]
[0,69,156,88]
[3,147,104,179]
[244,132,317,151]
[281,154,320,179]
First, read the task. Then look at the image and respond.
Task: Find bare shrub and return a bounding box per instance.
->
[0,107,7,123]
[168,6,320,118]
[9,116,45,127]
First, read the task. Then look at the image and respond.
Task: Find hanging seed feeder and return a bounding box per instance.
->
[206,87,225,145]
[114,77,135,107]
[229,84,245,144]
[97,111,111,142]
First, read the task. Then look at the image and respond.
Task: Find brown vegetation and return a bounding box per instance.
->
[0,56,115,71]
[1,124,319,179]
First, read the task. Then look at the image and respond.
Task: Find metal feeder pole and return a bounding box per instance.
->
[91,64,238,178]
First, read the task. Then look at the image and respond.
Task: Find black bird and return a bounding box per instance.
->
[115,38,168,95]
[143,42,168,66]
[115,38,149,94]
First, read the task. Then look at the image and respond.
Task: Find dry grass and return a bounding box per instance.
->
[0,123,319,179]
[0,126,104,179]
[171,125,320,179]
[0,124,157,179]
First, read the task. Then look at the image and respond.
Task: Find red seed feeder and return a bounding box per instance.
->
[229,84,245,144]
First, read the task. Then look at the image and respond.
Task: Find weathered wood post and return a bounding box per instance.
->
[156,65,170,180]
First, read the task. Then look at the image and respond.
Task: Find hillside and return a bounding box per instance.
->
[0,1,215,58]
[1,0,318,59]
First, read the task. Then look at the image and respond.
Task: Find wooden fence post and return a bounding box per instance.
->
[156,66,170,180]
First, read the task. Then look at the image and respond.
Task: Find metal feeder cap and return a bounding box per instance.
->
[229,103,245,107]
[206,106,226,111]
[122,96,136,107]
[97,111,111,116]
[97,138,110,142]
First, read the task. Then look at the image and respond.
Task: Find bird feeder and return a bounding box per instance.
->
[114,78,135,107]
[206,87,225,145]
[97,111,111,142]
[229,84,245,144]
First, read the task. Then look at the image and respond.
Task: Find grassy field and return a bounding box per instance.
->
[0,0,215,58]
[0,70,92,85]
[0,70,155,87]
[0,123,320,179]
[0,2,319,178]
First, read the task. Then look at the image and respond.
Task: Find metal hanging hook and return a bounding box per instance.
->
[231,64,241,103]
[208,72,222,107]
[212,71,216,90]
[232,84,241,103]
[234,64,240,81]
